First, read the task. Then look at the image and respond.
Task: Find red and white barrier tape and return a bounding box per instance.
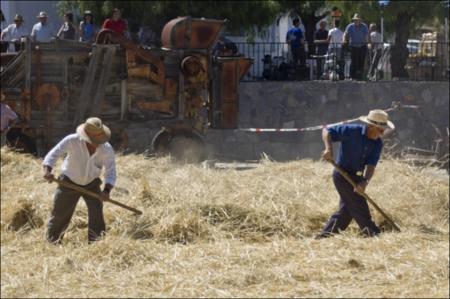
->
[238,102,419,133]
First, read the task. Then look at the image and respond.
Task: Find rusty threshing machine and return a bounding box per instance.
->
[1,16,252,161]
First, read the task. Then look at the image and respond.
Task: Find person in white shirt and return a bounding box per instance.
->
[43,117,116,243]
[30,11,55,43]
[327,19,344,58]
[368,23,383,80]
[1,14,28,52]
[326,19,345,79]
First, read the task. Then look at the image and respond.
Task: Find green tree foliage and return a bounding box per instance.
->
[325,0,447,78]
[58,0,285,39]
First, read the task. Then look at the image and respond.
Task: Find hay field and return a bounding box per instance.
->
[1,148,448,298]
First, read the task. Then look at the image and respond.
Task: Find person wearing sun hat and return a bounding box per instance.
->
[30,11,56,43]
[79,10,97,43]
[43,117,116,244]
[1,14,29,52]
[316,109,395,239]
[343,13,369,80]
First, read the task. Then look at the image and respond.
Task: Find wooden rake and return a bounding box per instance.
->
[50,177,143,215]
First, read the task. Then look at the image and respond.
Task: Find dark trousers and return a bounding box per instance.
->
[47,175,105,243]
[350,45,367,80]
[320,170,380,237]
[368,49,382,79]
[291,46,306,67]
[316,56,325,79]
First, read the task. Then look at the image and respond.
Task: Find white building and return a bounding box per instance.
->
[225,10,319,80]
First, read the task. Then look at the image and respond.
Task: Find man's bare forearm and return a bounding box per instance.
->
[322,128,332,150]
[363,165,376,184]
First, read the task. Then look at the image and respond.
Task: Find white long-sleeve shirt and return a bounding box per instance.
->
[43,133,116,186]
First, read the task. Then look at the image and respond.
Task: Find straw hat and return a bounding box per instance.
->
[36,11,48,18]
[359,109,395,130]
[76,117,111,145]
[352,13,362,20]
[83,10,93,16]
[14,14,24,22]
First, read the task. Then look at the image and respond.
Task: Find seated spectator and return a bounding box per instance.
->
[57,12,77,40]
[101,8,128,38]
[31,11,56,43]
[79,10,97,43]
[1,14,28,52]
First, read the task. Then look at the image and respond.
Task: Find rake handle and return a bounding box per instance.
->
[327,160,401,232]
[50,177,142,215]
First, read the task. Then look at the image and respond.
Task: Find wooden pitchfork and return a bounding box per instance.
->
[327,160,401,232]
[50,177,143,215]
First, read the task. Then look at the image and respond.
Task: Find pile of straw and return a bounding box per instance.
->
[1,147,448,297]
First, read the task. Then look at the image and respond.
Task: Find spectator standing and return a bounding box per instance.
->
[31,11,56,43]
[1,14,28,52]
[327,19,345,79]
[0,10,6,52]
[79,10,97,43]
[343,13,369,80]
[286,17,306,67]
[314,20,329,79]
[1,92,19,147]
[101,8,128,38]
[57,12,77,40]
[368,23,383,81]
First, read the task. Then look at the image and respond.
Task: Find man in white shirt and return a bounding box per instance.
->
[368,23,383,80]
[327,19,344,54]
[327,19,345,79]
[1,14,28,52]
[30,11,55,43]
[43,117,116,243]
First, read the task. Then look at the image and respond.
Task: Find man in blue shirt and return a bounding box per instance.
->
[286,18,305,67]
[317,109,395,238]
[343,13,369,80]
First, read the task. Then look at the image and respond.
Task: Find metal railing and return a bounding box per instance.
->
[233,41,450,82]
[3,39,448,82]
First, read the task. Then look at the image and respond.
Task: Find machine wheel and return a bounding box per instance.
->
[168,134,208,163]
[151,130,172,156]
[6,131,38,156]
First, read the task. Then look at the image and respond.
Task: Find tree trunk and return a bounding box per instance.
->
[390,11,411,78]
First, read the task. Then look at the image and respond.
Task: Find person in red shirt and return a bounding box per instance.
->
[101,8,128,37]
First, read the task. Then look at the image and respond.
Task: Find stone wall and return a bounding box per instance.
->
[205,81,449,161]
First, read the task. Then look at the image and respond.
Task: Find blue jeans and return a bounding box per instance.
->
[320,170,380,237]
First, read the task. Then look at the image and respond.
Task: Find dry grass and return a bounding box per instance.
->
[1,147,448,298]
